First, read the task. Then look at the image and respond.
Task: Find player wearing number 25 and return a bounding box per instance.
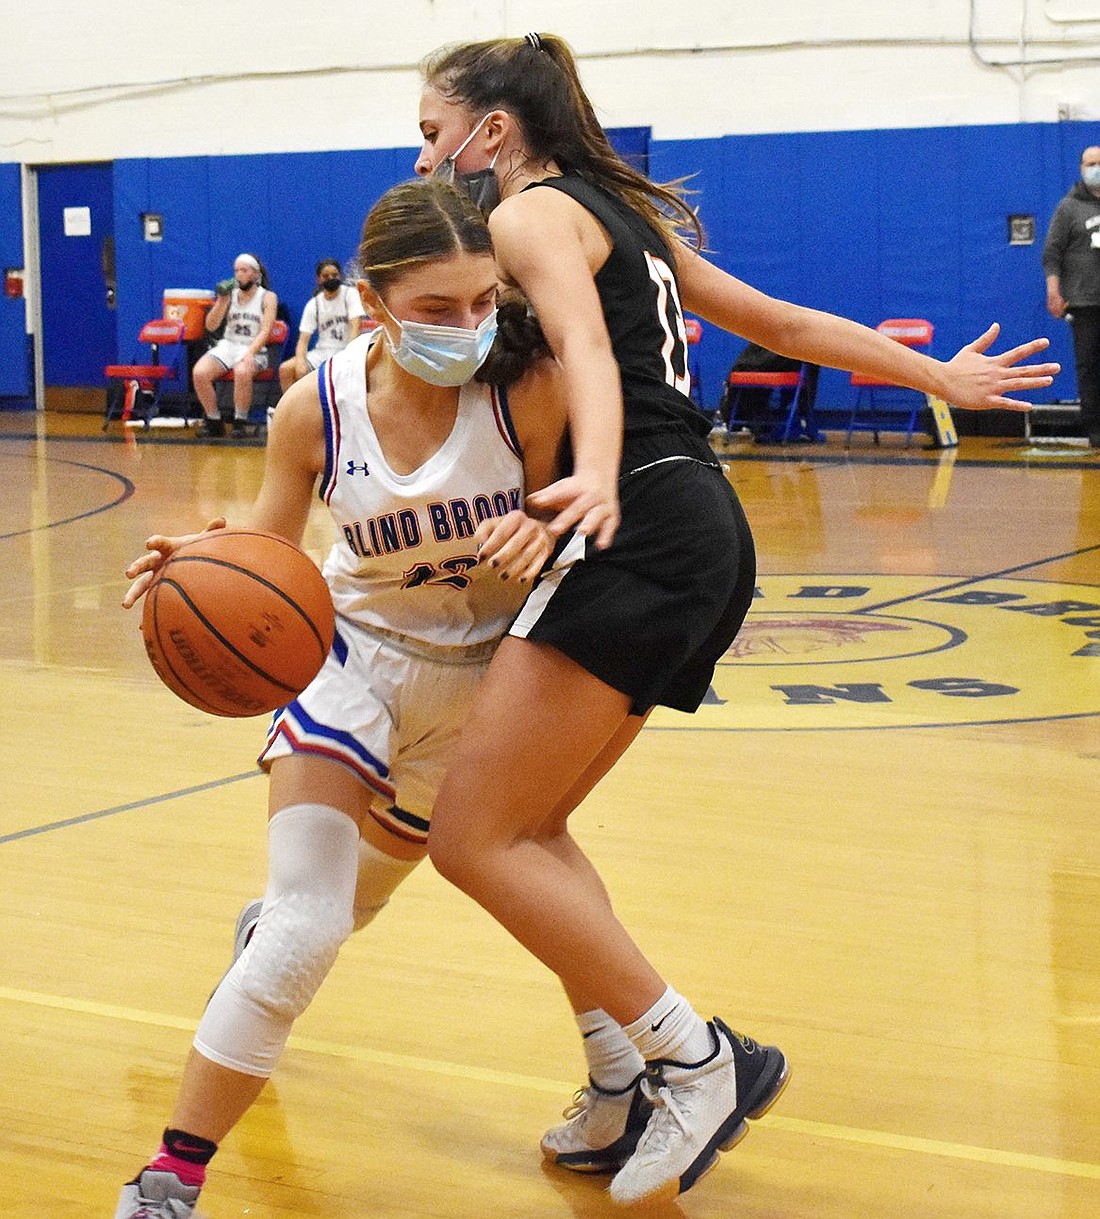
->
[193,253,279,438]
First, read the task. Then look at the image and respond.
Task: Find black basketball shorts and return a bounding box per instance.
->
[510,456,756,714]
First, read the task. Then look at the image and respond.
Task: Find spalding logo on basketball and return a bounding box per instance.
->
[141,529,335,717]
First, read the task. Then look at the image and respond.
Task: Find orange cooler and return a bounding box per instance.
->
[163,288,215,340]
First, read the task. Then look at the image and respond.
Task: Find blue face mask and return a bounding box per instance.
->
[380,305,498,386]
[1083,165,1100,189]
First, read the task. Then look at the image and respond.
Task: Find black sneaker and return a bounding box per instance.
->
[194,417,225,438]
[231,417,256,438]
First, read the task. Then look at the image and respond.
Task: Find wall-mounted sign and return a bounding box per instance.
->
[1008,214,1036,246]
[63,206,92,237]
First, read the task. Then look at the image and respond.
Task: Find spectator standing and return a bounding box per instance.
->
[1042,145,1100,447]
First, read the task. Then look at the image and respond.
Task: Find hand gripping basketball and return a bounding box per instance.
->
[127,524,335,717]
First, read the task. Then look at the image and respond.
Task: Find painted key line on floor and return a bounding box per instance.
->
[2,984,1097,1183]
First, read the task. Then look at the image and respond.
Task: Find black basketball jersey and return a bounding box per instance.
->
[525,175,713,471]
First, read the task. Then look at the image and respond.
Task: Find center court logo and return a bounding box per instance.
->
[647,575,1100,731]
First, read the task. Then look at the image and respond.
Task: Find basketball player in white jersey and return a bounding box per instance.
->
[113,180,567,1219]
[279,258,369,392]
[192,253,279,438]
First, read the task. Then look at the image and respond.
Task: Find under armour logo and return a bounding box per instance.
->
[346,460,370,476]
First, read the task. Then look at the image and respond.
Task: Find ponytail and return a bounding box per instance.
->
[421,34,702,250]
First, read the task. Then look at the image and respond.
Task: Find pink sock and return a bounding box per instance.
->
[148,1147,207,1189]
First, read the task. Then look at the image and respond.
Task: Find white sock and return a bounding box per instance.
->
[622,986,714,1064]
[576,1009,645,1090]
[352,836,420,930]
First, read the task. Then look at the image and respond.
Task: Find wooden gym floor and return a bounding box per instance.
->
[1,411,1098,1218]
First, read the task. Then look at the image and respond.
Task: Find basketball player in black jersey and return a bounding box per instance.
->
[415,32,1060,1206]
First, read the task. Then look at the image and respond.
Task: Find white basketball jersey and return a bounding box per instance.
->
[224,284,267,345]
[303,286,364,355]
[318,332,527,646]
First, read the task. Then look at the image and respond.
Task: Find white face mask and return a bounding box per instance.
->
[380,303,498,386]
[1083,164,1100,189]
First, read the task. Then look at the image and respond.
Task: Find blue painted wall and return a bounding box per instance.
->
[1,120,1095,412]
[112,146,417,366]
[0,162,30,405]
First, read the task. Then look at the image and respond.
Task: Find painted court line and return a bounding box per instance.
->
[0,772,261,844]
[855,540,1100,616]
[2,985,1097,1182]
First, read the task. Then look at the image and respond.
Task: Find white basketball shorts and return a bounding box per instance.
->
[259,619,497,845]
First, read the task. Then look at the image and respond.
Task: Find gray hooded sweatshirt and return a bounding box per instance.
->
[1042,179,1100,308]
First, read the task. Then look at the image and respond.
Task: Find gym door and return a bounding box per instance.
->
[36,162,117,396]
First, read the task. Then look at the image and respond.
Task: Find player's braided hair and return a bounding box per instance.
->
[475,289,550,386]
[421,33,702,250]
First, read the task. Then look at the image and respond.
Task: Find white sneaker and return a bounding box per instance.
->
[114,1170,203,1218]
[541,1073,652,1173]
[608,1018,789,1206]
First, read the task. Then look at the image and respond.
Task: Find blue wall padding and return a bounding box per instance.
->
[111,146,417,359]
[652,121,1082,409]
[2,120,1095,410]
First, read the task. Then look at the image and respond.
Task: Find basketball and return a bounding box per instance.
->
[140,529,335,717]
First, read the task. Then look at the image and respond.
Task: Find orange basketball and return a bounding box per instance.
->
[141,529,335,717]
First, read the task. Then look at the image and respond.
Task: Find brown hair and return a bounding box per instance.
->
[355,178,494,295]
[421,33,701,249]
[475,288,550,386]
[356,178,549,382]
[239,252,270,290]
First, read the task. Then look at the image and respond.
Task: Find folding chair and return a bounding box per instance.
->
[846,319,933,446]
[213,319,290,423]
[103,319,186,429]
[684,316,703,405]
[725,362,813,444]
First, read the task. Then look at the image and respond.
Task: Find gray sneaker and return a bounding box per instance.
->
[232,899,264,962]
[541,1073,652,1173]
[114,1170,202,1218]
[207,899,263,1006]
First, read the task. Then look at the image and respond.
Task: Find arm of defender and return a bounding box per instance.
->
[674,244,1058,409]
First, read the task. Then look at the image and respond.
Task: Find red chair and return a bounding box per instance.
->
[847,319,933,446]
[103,319,186,428]
[684,316,703,404]
[725,362,814,444]
[213,319,289,421]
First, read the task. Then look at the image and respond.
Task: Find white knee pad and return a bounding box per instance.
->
[193,803,358,1076]
[352,834,421,931]
[241,889,351,1016]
